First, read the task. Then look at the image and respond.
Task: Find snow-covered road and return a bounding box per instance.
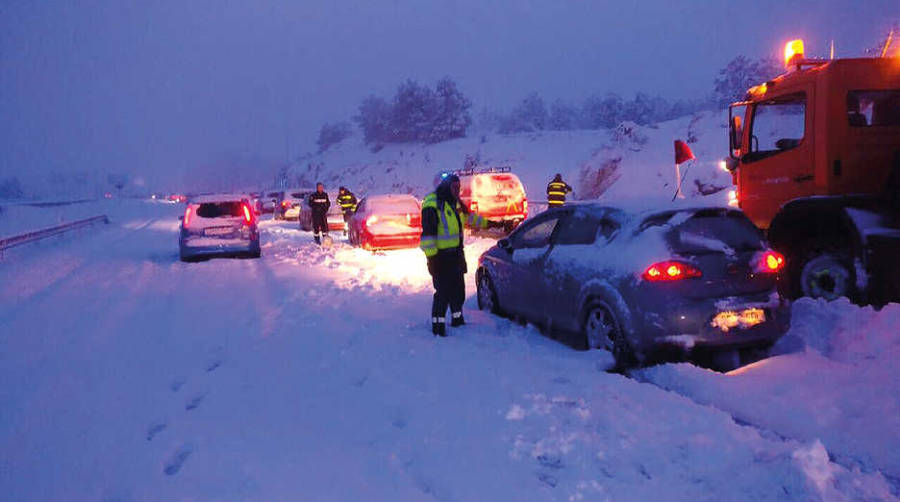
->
[1,201,897,501]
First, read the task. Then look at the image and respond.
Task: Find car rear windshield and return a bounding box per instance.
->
[643,209,764,254]
[370,198,419,214]
[196,202,243,218]
[848,90,900,127]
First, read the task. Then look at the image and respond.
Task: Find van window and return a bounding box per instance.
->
[848,90,900,127]
[747,92,806,161]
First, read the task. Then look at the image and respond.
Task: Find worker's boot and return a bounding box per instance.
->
[450,312,465,327]
[432,317,446,337]
[314,233,321,245]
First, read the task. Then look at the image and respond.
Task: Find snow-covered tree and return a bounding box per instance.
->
[316,121,353,153]
[580,93,623,129]
[354,95,392,146]
[354,78,472,145]
[713,56,783,107]
[547,99,580,131]
[499,92,548,133]
[427,77,472,143]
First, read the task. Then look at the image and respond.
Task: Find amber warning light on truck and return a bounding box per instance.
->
[784,39,805,67]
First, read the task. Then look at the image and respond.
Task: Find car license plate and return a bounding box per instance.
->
[711,308,766,332]
[205,227,233,236]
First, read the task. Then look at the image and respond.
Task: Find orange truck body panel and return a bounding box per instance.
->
[734,57,900,228]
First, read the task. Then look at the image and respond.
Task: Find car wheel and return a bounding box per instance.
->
[799,252,856,301]
[476,269,502,314]
[582,300,636,369]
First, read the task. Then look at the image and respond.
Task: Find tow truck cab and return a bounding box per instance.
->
[727,40,900,304]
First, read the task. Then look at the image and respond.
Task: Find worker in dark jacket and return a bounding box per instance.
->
[336,186,358,235]
[420,174,496,336]
[546,173,572,207]
[307,183,331,244]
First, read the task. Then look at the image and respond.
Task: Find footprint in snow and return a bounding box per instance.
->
[170,379,185,392]
[206,359,221,373]
[185,394,205,411]
[146,422,167,441]
[163,446,193,476]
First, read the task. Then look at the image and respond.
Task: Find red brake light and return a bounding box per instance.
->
[642,261,702,282]
[183,206,192,227]
[761,251,785,273]
[242,203,253,224]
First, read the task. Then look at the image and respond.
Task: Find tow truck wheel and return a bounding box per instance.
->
[799,252,857,301]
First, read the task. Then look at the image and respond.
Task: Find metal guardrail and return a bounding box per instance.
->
[0,215,109,252]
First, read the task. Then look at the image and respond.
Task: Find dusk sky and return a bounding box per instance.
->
[2,0,897,190]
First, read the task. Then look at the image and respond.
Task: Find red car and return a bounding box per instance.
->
[347,194,422,250]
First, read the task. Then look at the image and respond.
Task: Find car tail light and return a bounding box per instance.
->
[242,203,253,225]
[642,261,702,282]
[366,215,378,227]
[183,206,192,227]
[760,251,785,273]
[282,201,289,208]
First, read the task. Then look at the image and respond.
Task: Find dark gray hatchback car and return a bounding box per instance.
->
[476,204,791,369]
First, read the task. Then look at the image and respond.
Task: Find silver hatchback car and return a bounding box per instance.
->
[179,194,261,261]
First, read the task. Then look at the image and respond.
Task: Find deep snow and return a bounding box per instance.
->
[1,200,898,501]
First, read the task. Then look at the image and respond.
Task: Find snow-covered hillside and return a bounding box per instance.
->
[289,112,733,206]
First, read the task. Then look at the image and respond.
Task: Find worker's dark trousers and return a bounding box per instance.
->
[431,266,465,321]
[312,213,328,242]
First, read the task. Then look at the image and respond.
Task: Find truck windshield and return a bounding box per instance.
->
[749,92,806,158]
[848,90,900,127]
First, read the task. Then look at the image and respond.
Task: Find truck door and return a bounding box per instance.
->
[739,91,815,228]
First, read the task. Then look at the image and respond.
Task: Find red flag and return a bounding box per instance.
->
[674,140,695,165]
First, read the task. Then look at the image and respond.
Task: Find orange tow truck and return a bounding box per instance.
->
[726,39,900,305]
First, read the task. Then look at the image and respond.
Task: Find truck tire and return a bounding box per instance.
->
[799,251,857,301]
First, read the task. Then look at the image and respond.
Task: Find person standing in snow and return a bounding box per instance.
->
[307,183,331,245]
[420,174,497,336]
[336,186,358,235]
[546,173,572,207]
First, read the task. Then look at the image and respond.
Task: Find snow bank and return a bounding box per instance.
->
[638,298,900,488]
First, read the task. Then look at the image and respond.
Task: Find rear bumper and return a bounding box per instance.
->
[633,291,791,355]
[282,207,300,220]
[179,235,259,258]
[362,232,420,250]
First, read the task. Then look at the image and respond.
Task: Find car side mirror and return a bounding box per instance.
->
[498,238,512,253]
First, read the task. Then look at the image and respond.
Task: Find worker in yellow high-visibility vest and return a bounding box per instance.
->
[420,174,499,336]
[546,173,572,207]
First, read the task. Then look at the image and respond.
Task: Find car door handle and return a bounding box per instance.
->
[793,174,813,183]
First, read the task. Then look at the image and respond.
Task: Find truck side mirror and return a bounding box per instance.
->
[730,115,743,156]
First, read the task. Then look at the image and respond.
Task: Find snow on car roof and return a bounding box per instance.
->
[366,194,419,211]
[189,193,249,204]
